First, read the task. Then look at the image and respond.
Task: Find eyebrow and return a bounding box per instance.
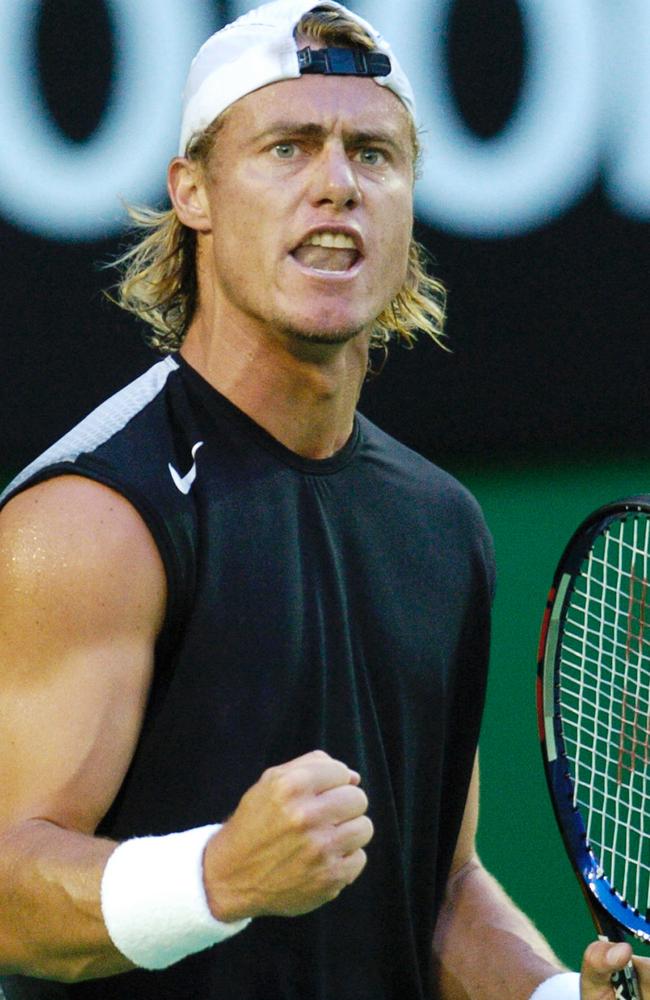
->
[251,121,406,153]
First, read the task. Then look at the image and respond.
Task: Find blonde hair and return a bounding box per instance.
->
[111,6,447,356]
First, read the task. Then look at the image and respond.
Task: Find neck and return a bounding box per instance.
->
[180,310,370,460]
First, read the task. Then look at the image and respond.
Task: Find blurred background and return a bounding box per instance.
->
[1,0,649,971]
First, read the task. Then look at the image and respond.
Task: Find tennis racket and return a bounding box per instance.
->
[537,496,650,1000]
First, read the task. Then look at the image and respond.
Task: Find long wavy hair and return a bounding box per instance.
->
[110,6,447,357]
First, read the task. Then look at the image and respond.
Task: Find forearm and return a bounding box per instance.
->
[432,856,564,1000]
[0,819,130,982]
[0,752,370,983]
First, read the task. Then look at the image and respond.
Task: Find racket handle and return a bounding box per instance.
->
[611,962,641,1000]
[597,936,641,1000]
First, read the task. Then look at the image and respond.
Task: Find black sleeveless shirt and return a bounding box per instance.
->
[0,356,495,1000]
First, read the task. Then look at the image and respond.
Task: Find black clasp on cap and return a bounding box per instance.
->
[297,46,391,77]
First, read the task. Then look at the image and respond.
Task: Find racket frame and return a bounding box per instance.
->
[537,495,650,946]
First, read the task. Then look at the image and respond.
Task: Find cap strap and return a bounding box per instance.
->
[297,46,391,77]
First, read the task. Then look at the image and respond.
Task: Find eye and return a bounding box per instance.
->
[355,147,386,166]
[273,142,297,159]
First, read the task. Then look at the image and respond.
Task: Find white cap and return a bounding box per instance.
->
[178,0,416,155]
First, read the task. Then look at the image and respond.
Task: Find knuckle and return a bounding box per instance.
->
[286,803,311,832]
[260,763,281,785]
[262,758,309,792]
[307,828,333,862]
[303,841,325,869]
[307,827,349,875]
[270,770,302,802]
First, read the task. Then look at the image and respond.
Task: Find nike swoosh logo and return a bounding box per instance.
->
[168,441,204,495]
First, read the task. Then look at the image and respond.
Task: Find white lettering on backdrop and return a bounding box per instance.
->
[0,0,213,239]
[0,0,648,239]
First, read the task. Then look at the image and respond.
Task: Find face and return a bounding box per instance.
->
[190,73,415,349]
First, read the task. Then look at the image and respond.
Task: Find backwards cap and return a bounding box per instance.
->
[178,0,415,155]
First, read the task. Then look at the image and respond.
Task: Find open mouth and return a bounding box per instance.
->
[291,231,362,273]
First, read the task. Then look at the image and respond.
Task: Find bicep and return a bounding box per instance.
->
[0,476,166,834]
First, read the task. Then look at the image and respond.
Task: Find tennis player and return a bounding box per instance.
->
[0,2,646,997]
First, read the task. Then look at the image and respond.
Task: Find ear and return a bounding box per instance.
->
[167,157,211,232]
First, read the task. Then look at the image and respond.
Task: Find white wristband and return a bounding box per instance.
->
[529,972,580,999]
[101,823,251,970]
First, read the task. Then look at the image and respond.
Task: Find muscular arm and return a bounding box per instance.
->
[432,756,563,1000]
[0,476,372,982]
[0,476,166,981]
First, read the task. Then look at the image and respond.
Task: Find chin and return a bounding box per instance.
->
[288,326,361,346]
[280,311,372,347]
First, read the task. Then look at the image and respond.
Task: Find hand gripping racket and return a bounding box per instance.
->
[537,496,650,1000]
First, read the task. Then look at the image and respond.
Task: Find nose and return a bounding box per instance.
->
[308,142,361,210]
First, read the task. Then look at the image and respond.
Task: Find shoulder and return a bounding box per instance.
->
[0,476,166,634]
[358,413,487,521]
[0,473,161,552]
[0,356,181,508]
[1,356,199,602]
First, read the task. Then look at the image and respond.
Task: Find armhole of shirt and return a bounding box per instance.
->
[0,461,196,677]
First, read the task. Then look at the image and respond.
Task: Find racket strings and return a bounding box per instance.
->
[558,515,650,917]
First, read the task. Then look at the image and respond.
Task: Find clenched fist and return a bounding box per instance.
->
[202,750,373,923]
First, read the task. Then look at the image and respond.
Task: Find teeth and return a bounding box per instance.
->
[302,232,356,249]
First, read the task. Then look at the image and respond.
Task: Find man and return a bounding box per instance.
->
[0,2,645,997]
